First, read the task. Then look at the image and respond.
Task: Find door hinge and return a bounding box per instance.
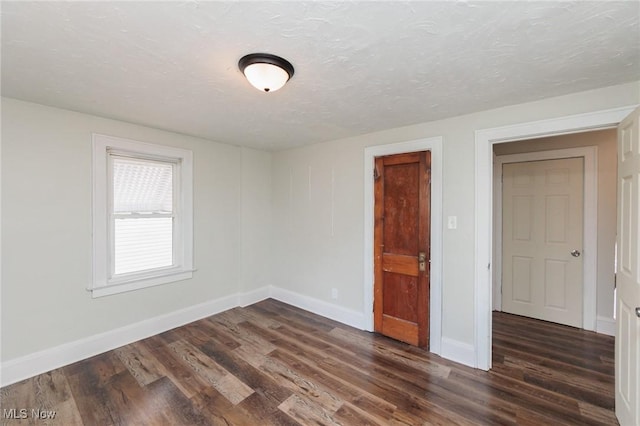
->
[488,262,491,270]
[373,165,380,180]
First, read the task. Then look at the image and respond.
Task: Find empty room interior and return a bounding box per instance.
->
[1,2,640,425]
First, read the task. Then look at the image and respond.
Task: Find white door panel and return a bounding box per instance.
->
[616,106,640,426]
[502,158,584,327]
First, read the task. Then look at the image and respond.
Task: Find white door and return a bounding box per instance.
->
[502,158,584,327]
[616,107,640,426]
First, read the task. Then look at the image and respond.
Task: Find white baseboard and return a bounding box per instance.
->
[0,285,364,387]
[270,286,366,330]
[2,285,458,387]
[440,337,476,368]
[596,316,616,337]
[0,292,253,387]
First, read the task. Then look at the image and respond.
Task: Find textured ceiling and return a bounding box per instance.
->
[2,1,639,150]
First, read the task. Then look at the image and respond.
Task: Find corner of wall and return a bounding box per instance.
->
[270,286,366,330]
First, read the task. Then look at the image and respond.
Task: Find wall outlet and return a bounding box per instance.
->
[331,288,339,300]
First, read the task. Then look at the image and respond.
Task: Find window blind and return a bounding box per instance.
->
[112,157,173,213]
[111,156,175,275]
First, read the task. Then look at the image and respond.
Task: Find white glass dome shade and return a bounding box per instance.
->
[239,53,294,93]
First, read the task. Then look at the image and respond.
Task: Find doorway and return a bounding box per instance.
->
[474,106,634,371]
[363,137,443,355]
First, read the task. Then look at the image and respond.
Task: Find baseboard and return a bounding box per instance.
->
[0,292,252,387]
[596,316,616,337]
[270,286,366,330]
[2,285,450,386]
[0,285,363,387]
[440,337,476,368]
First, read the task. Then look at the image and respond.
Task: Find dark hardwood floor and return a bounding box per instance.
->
[1,299,617,425]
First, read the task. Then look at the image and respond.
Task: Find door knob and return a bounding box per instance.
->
[571,249,581,257]
[418,252,426,272]
[636,307,640,318]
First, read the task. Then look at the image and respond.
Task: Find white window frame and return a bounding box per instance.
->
[91,133,193,297]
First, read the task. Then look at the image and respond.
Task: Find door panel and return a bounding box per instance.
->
[382,273,418,322]
[615,106,640,426]
[382,163,420,256]
[374,151,430,347]
[502,158,583,327]
[382,253,419,275]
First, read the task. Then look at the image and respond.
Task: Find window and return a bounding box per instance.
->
[92,134,193,297]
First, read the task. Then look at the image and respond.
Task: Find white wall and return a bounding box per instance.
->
[493,129,618,326]
[271,81,640,349]
[1,98,272,362]
[272,142,364,309]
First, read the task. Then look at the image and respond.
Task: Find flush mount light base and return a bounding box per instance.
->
[239,53,294,93]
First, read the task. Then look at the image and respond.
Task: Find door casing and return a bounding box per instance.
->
[364,137,443,356]
[493,147,598,330]
[475,105,637,371]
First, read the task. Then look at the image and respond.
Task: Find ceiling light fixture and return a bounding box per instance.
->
[238,53,294,93]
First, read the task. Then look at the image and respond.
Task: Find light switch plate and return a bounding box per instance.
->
[447,216,457,229]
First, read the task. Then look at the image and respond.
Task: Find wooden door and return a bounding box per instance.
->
[616,106,640,426]
[374,151,430,347]
[502,158,584,327]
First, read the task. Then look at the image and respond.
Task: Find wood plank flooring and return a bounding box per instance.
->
[1,300,617,425]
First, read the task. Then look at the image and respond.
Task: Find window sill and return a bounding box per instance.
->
[90,269,195,298]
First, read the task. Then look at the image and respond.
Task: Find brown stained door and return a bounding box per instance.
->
[374,151,430,347]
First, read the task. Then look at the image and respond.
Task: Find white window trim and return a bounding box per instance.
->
[91,133,194,297]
